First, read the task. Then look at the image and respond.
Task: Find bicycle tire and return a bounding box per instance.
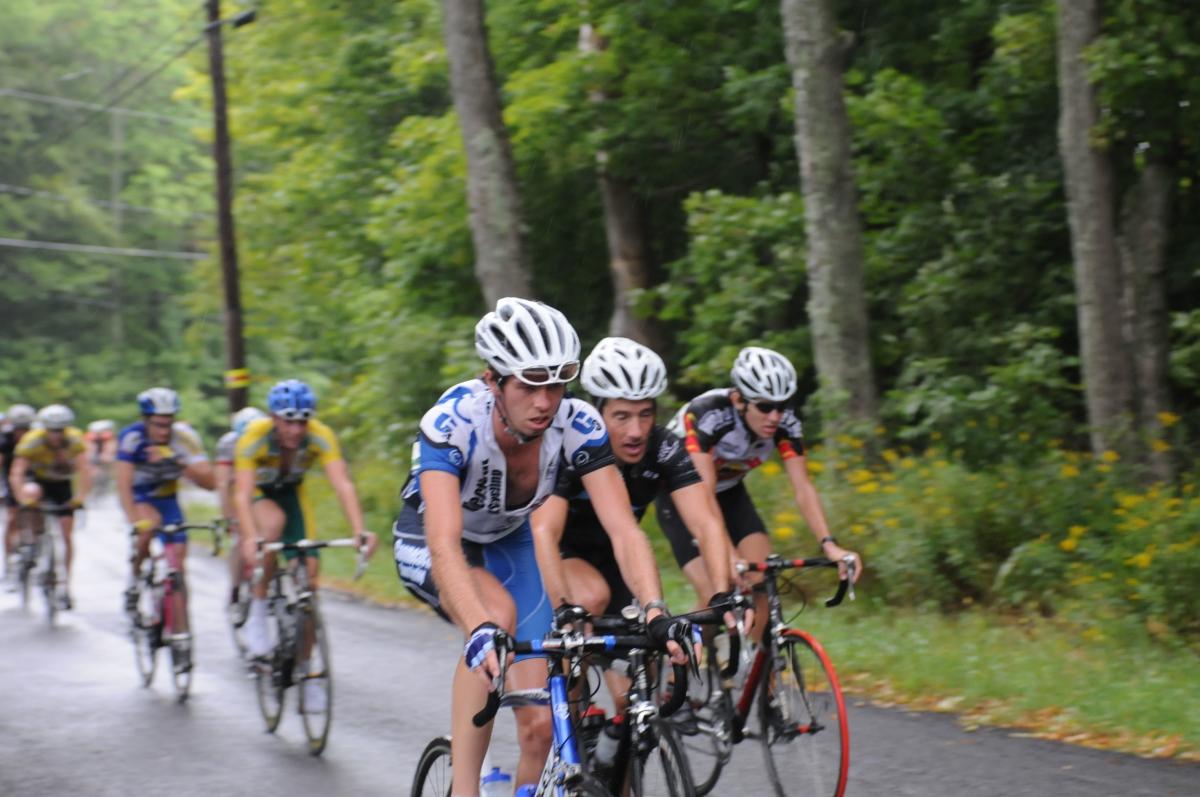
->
[669,645,735,796]
[132,582,159,687]
[566,774,614,796]
[227,580,252,658]
[297,601,333,755]
[256,610,288,732]
[18,544,34,610]
[410,735,452,797]
[628,718,695,797]
[42,529,57,626]
[759,629,849,797]
[169,585,194,703]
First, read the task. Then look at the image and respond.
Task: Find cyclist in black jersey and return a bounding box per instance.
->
[657,346,863,641]
[1,404,36,579]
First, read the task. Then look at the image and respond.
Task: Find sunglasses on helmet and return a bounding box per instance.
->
[275,408,316,421]
[512,361,581,386]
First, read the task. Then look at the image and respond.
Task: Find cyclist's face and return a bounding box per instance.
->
[498,377,565,438]
[737,394,785,439]
[145,415,174,444]
[272,416,309,447]
[601,399,655,464]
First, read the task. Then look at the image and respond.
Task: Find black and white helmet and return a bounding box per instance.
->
[475,297,582,385]
[38,404,75,430]
[582,337,668,401]
[6,404,36,428]
[731,346,797,402]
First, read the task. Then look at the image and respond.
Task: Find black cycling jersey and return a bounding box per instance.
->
[667,388,805,492]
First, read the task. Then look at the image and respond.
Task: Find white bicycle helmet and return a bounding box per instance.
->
[138,387,181,416]
[582,337,668,401]
[6,404,36,428]
[231,406,267,434]
[87,419,116,434]
[475,297,581,384]
[38,404,75,430]
[731,346,797,402]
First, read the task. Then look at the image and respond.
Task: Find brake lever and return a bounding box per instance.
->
[352,545,369,580]
[843,555,857,602]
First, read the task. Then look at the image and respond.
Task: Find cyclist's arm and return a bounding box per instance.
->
[215,461,234,520]
[669,480,734,596]
[232,467,259,547]
[580,465,664,611]
[73,449,92,502]
[782,454,862,580]
[184,460,216,491]
[8,457,28,501]
[530,495,571,608]
[322,458,374,554]
[422,469,488,630]
[115,460,137,521]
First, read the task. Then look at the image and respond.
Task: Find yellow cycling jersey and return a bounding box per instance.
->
[14,426,86,482]
[233,417,342,489]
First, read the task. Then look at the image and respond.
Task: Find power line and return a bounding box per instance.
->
[0,88,198,124]
[0,181,209,221]
[0,237,206,261]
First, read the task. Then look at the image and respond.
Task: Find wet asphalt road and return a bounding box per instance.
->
[1,497,1196,797]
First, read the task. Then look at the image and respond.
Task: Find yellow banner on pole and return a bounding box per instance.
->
[224,368,251,389]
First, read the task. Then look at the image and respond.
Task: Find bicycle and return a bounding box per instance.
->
[209,516,231,557]
[251,537,369,756]
[127,521,216,702]
[411,603,722,797]
[12,501,71,625]
[669,555,854,797]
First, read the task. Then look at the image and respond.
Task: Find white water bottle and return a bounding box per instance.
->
[480,766,513,797]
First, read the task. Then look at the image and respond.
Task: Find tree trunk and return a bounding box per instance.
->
[1117,159,1174,480]
[780,0,878,429]
[579,20,661,347]
[442,0,532,305]
[1055,0,1137,457]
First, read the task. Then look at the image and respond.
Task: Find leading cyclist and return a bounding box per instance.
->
[393,298,690,797]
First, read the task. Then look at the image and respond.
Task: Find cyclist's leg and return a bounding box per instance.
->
[245,494,286,657]
[154,499,189,633]
[41,481,73,593]
[130,501,165,577]
[483,523,555,791]
[564,547,636,716]
[296,485,320,588]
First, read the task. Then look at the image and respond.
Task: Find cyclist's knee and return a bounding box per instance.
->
[515,708,553,755]
[18,482,43,503]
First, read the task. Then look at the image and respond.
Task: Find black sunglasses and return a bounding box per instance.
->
[753,400,790,415]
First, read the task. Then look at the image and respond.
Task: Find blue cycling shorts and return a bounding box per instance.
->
[137,495,187,544]
[393,503,551,661]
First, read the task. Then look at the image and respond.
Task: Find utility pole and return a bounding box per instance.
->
[205,0,249,413]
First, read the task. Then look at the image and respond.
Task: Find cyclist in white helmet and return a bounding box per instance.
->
[531,336,744,714]
[8,404,91,608]
[1,404,37,579]
[394,299,690,797]
[659,346,863,642]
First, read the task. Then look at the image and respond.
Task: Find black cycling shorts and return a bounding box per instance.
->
[561,528,635,617]
[655,480,766,569]
[35,480,74,516]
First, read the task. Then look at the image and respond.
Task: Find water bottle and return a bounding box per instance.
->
[480,766,513,797]
[592,714,624,768]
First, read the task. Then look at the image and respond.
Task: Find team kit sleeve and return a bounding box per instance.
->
[654,428,704,492]
[172,422,210,463]
[561,399,615,475]
[116,424,143,463]
[14,430,43,459]
[680,393,732,454]
[233,418,272,471]
[307,419,344,465]
[66,428,87,457]
[411,402,471,479]
[774,412,806,459]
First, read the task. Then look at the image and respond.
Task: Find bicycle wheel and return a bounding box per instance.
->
[41,531,57,626]
[629,719,695,797]
[169,587,194,703]
[675,653,736,796]
[297,602,333,755]
[410,735,452,797]
[256,611,287,732]
[759,629,849,797]
[566,774,614,796]
[17,544,35,610]
[131,585,159,687]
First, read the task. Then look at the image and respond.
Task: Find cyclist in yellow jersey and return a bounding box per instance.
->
[235,379,377,667]
[9,405,92,609]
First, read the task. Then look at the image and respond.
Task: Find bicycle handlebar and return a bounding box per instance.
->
[253,537,372,582]
[737,554,857,606]
[471,629,692,728]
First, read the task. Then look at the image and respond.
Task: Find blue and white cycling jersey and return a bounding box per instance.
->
[116,420,208,501]
[401,379,614,544]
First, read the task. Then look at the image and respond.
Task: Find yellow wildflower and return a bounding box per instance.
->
[1097,464,1112,473]
[1150,439,1171,453]
[884,518,900,529]
[1157,411,1180,427]
[1018,432,1030,442]
[1100,450,1120,463]
[1126,551,1153,569]
[1060,464,1081,478]
[881,449,899,463]
[773,526,795,541]
[883,485,898,494]
[807,459,825,474]
[1059,538,1078,552]
[760,461,783,476]
[856,481,880,494]
[774,510,800,524]
[848,468,874,485]
[850,523,867,535]
[1068,525,1087,538]
[1116,493,1144,510]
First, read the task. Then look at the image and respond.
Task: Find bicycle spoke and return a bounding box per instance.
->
[298,603,334,756]
[410,735,452,797]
